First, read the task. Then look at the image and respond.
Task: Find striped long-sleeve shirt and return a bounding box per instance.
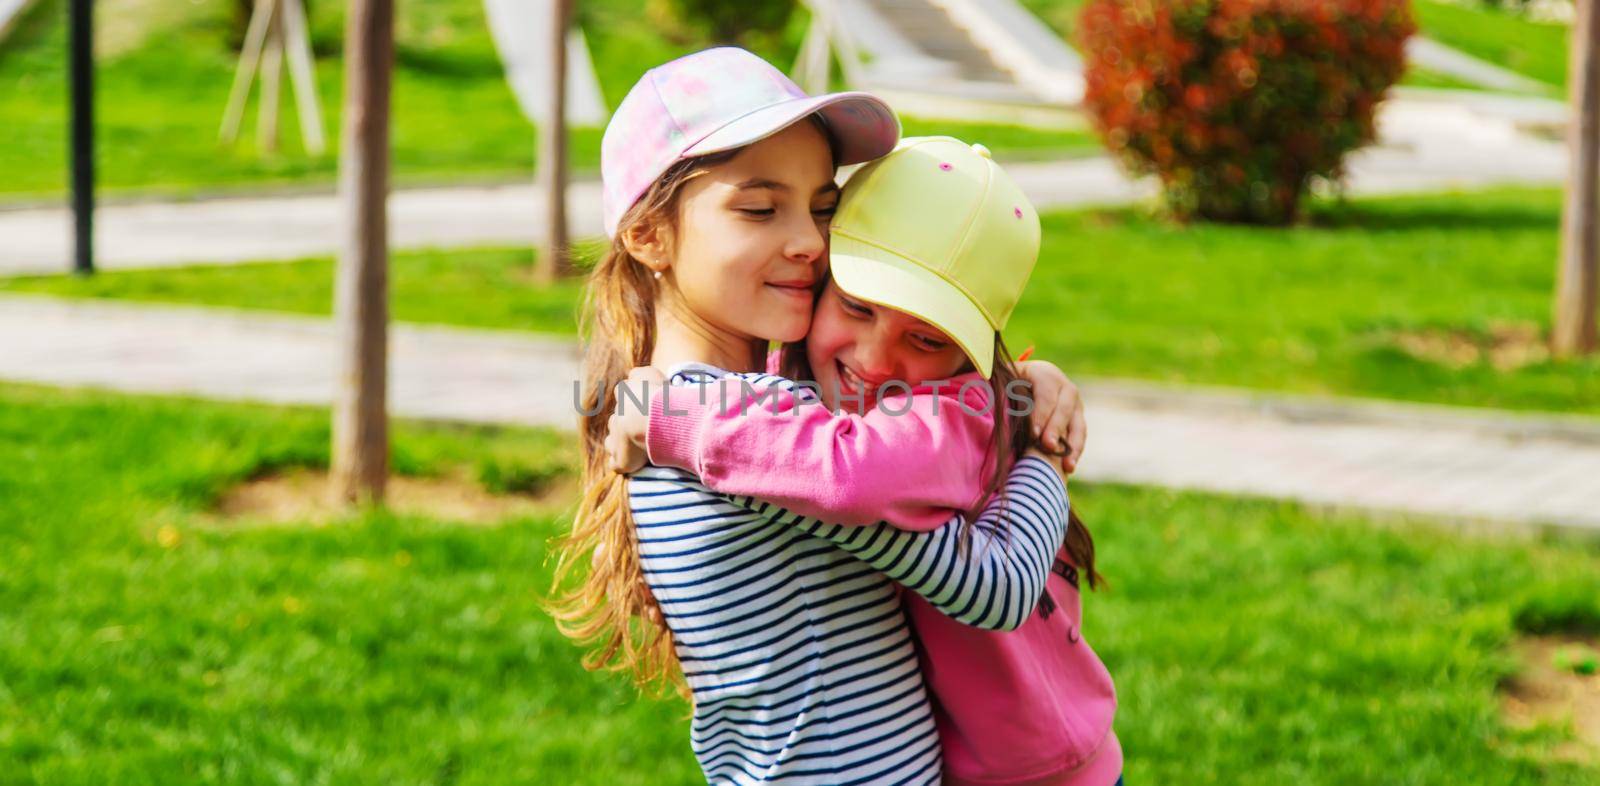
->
[631,364,1069,784]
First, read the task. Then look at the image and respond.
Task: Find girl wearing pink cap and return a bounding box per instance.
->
[552,48,1094,785]
[608,137,1122,786]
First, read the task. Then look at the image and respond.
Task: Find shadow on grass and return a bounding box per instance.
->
[1309,195,1559,233]
[1517,574,1600,637]
[1052,191,1560,237]
[396,44,505,79]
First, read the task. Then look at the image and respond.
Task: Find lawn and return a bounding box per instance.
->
[1009,187,1600,415]
[0,0,589,199]
[0,384,698,784]
[8,187,1598,415]
[0,246,592,333]
[1412,0,1570,90]
[0,0,1096,201]
[2,383,1598,782]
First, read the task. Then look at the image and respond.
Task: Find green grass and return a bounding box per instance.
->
[899,116,1100,161]
[1006,187,1600,414]
[9,187,1598,414]
[0,0,593,200]
[0,0,1095,201]
[1409,1,1569,90]
[0,383,701,784]
[1402,64,1491,92]
[3,382,1599,782]
[1018,0,1087,43]
[0,246,590,334]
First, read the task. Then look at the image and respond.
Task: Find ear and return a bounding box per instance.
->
[620,220,672,276]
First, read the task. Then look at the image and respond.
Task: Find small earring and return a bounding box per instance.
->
[653,270,663,280]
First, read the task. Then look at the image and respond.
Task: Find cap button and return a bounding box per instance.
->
[971,143,992,160]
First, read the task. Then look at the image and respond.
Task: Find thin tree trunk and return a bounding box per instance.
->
[331,0,393,505]
[1556,0,1600,357]
[536,0,571,283]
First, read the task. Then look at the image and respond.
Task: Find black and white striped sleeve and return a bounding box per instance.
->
[726,456,1068,632]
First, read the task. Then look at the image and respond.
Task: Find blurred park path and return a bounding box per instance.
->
[0,96,1568,276]
[5,292,1598,533]
[0,294,581,427]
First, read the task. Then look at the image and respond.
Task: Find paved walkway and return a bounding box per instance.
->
[0,97,1569,276]
[0,295,581,427]
[5,294,1598,533]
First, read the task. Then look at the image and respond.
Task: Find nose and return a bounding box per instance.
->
[785,210,826,265]
[854,328,898,382]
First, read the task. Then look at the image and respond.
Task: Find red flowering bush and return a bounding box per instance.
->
[1078,0,1414,224]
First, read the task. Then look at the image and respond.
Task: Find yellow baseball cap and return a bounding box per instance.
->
[829,136,1041,378]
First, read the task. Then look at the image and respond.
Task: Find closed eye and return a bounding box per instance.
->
[838,297,872,318]
[910,334,950,352]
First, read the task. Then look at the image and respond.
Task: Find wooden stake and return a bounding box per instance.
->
[1557,0,1600,357]
[257,1,284,154]
[280,0,326,154]
[794,5,833,94]
[331,0,393,506]
[220,0,324,154]
[220,0,276,144]
[535,0,571,283]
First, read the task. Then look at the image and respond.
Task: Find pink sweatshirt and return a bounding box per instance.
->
[644,374,1121,786]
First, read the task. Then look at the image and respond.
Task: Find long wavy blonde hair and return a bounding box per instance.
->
[547,150,740,697]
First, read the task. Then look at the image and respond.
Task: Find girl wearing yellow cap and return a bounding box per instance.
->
[608,138,1121,786]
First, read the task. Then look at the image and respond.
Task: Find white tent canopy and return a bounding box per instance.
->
[0,0,40,44]
[483,0,608,127]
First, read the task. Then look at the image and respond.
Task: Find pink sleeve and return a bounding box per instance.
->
[645,376,995,531]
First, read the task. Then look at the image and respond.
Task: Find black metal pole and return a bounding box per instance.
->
[69,0,93,276]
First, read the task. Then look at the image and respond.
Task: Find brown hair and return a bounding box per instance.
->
[988,338,1101,590]
[550,114,838,695]
[779,333,1101,590]
[547,151,738,696]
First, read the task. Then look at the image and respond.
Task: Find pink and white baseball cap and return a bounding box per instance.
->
[600,47,900,237]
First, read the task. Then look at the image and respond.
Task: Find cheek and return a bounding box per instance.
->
[924,351,971,382]
[805,311,855,366]
[897,348,968,385]
[673,212,765,304]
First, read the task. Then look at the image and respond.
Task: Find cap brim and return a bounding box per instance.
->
[684,92,900,167]
[828,232,997,378]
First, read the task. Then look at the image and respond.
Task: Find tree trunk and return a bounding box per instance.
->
[535,0,572,283]
[257,1,283,154]
[1556,0,1600,357]
[331,0,393,505]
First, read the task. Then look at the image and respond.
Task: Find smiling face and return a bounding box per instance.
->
[664,120,839,346]
[806,280,974,413]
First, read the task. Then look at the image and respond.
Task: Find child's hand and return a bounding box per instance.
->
[605,367,667,474]
[605,420,647,474]
[1018,359,1087,474]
